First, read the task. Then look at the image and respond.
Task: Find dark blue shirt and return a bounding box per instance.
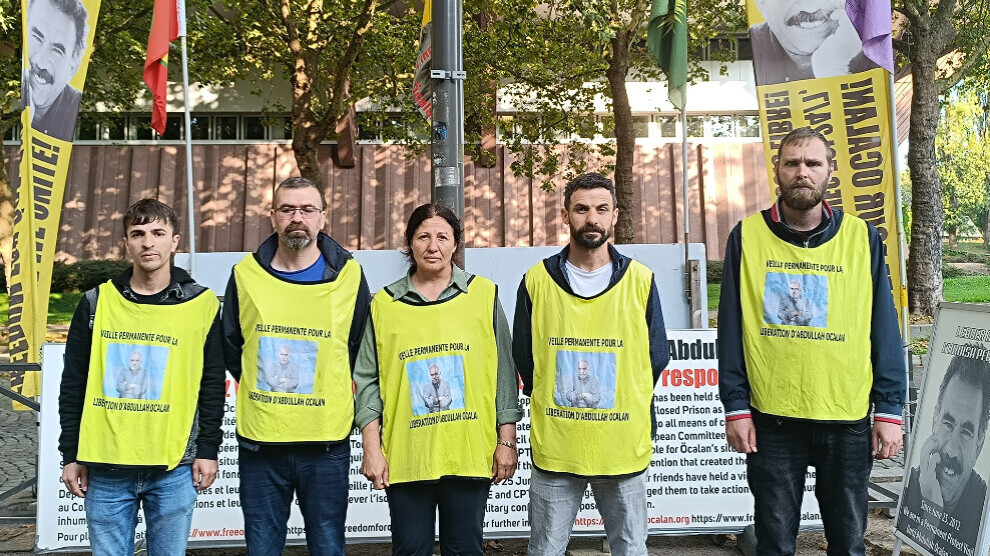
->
[271,255,327,282]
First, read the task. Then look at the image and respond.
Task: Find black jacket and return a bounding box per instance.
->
[512,244,670,437]
[58,266,226,465]
[717,202,906,422]
[221,232,371,449]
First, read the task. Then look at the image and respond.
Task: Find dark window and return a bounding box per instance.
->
[131,116,153,140]
[282,117,293,140]
[737,38,753,61]
[244,117,266,140]
[161,116,182,140]
[189,115,210,140]
[106,117,125,140]
[76,115,98,140]
[215,116,238,140]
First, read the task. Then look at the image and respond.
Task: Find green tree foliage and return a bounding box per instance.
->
[937,87,990,248]
[507,0,746,243]
[191,0,421,192]
[894,0,990,315]
[0,0,189,290]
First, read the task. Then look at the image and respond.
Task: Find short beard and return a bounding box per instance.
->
[279,232,314,251]
[779,176,828,211]
[571,223,611,250]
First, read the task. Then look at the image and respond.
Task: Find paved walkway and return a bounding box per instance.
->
[0,327,925,555]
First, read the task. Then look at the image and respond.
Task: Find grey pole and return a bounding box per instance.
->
[430,0,465,222]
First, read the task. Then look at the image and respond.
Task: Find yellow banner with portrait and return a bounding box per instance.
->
[10,0,102,406]
[746,0,905,323]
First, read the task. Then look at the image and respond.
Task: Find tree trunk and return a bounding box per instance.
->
[0,130,15,294]
[606,29,635,245]
[947,226,957,249]
[292,136,326,194]
[289,52,328,194]
[906,47,944,316]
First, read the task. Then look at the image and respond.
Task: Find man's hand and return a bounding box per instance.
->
[872,420,903,460]
[360,419,389,490]
[918,434,944,506]
[192,459,219,491]
[62,462,88,497]
[362,447,390,490]
[726,418,757,453]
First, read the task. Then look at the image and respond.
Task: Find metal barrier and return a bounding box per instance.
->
[0,363,40,524]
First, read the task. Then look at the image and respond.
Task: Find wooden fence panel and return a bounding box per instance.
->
[4,141,778,263]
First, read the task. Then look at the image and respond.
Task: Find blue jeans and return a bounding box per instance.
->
[84,464,197,556]
[747,410,873,556]
[386,478,490,556]
[239,443,349,556]
[528,468,648,556]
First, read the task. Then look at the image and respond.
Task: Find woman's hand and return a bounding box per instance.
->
[492,423,518,483]
[491,443,518,484]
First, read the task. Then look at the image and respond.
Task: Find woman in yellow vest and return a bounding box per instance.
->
[354,204,521,556]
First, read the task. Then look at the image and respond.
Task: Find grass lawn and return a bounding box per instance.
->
[944,276,990,303]
[0,292,83,326]
[706,275,990,311]
[708,283,721,309]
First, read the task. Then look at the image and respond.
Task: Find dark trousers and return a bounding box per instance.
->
[747,411,873,556]
[239,443,349,556]
[386,478,491,556]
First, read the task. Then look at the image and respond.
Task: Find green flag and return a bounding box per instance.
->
[648,0,688,111]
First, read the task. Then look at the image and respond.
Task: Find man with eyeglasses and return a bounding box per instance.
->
[221,176,371,555]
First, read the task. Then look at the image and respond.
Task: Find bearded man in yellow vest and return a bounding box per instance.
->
[221,177,371,556]
[513,173,669,556]
[59,199,224,555]
[717,127,906,556]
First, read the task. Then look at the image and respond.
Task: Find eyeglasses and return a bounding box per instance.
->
[274,205,323,219]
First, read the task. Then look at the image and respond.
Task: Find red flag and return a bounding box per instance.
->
[144,0,181,135]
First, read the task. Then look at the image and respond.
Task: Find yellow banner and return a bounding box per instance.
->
[10,0,102,404]
[755,69,903,322]
[745,0,905,324]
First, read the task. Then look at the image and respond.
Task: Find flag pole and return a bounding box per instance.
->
[681,107,690,301]
[888,69,911,446]
[177,0,197,279]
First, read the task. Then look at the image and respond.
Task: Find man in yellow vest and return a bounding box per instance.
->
[59,199,224,555]
[718,127,906,555]
[513,173,669,556]
[221,177,370,555]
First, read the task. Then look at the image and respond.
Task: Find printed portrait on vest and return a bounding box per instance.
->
[407,355,466,415]
[763,272,828,328]
[256,336,318,394]
[553,350,617,410]
[103,343,169,400]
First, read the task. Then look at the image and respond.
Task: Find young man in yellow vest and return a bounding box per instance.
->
[513,173,669,556]
[718,127,906,555]
[59,199,224,555]
[221,177,370,555]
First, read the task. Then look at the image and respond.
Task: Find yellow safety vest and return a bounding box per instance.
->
[234,255,361,443]
[740,213,874,420]
[371,275,498,484]
[526,260,654,476]
[77,281,219,469]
